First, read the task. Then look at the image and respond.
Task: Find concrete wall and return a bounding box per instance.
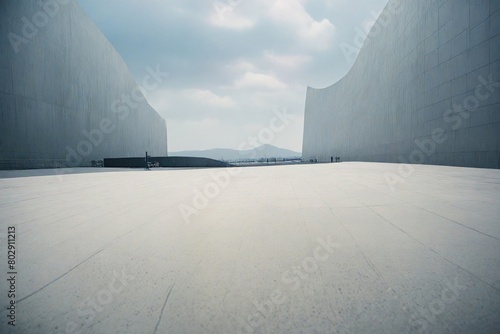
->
[0,0,168,169]
[303,0,500,168]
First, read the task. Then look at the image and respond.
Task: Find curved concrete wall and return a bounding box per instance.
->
[303,0,500,168]
[0,0,168,169]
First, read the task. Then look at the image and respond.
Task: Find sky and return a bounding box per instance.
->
[76,0,389,153]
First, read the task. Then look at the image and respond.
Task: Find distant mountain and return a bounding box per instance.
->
[169,144,301,161]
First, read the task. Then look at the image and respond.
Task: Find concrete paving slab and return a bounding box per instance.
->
[0,162,499,333]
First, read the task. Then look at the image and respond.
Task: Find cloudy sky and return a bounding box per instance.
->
[76,0,389,153]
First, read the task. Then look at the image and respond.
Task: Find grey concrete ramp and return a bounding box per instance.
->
[0,163,499,333]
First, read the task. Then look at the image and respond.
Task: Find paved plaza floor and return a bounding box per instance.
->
[0,162,499,333]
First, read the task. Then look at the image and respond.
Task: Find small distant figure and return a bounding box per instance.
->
[331,157,333,163]
[145,151,150,170]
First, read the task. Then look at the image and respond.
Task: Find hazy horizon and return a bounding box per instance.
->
[169,143,301,154]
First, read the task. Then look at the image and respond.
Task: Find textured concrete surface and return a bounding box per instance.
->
[0,0,168,169]
[303,0,500,168]
[0,163,499,333]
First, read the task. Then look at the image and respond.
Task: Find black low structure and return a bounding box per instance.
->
[104,156,233,168]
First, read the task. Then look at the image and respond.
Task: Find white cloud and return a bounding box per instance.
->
[263,51,310,68]
[226,60,258,73]
[234,72,288,90]
[208,2,255,29]
[266,0,336,50]
[324,0,350,8]
[267,0,309,25]
[186,89,235,108]
[145,88,236,123]
[306,19,335,39]
[207,0,335,48]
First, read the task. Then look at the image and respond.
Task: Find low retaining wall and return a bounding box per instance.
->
[103,156,232,168]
